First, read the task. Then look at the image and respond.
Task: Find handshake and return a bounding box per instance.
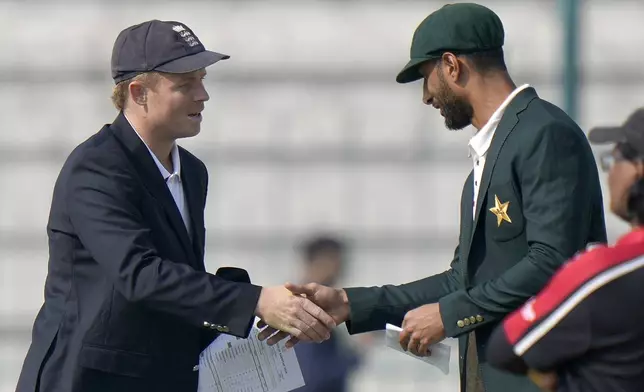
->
[253,282,446,357]
[254,283,348,348]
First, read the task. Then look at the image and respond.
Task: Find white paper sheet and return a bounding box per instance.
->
[384,323,451,375]
[197,321,305,392]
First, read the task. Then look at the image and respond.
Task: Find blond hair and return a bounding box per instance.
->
[110,72,160,111]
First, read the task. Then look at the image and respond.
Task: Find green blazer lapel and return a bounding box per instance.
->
[470,87,539,240]
[460,171,475,254]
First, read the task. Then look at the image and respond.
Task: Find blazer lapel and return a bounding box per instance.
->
[109,112,196,264]
[180,150,206,268]
[470,87,539,241]
[460,171,474,245]
[459,172,475,277]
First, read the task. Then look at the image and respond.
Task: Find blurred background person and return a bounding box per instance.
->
[293,235,364,392]
[487,108,644,392]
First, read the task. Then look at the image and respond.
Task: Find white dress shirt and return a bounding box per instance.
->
[125,115,191,236]
[468,84,530,217]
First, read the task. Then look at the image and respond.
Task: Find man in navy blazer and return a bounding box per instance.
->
[16,20,335,392]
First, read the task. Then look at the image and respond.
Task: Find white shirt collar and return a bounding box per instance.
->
[123,113,181,180]
[468,84,530,158]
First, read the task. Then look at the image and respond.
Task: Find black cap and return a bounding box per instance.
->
[111,20,229,84]
[588,108,644,155]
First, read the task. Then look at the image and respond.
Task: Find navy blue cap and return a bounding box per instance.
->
[111,20,229,84]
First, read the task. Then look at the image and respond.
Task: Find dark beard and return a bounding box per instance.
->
[436,70,473,130]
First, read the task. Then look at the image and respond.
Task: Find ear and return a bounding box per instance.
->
[440,52,462,83]
[128,80,147,106]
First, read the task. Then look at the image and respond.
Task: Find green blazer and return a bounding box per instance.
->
[344,88,607,392]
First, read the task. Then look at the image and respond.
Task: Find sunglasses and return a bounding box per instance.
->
[599,143,641,172]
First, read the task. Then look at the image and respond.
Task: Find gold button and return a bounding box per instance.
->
[210,324,218,330]
[457,320,465,328]
[476,315,484,323]
[469,316,476,324]
[203,321,212,328]
[463,318,471,326]
[221,326,230,333]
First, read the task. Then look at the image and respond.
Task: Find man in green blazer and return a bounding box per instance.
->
[259,3,606,391]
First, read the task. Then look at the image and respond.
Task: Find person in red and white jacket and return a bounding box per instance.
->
[487,108,644,392]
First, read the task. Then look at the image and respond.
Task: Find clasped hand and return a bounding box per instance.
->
[254,285,336,347]
[256,283,350,348]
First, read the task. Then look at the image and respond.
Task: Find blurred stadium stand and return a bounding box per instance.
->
[1,0,642,390]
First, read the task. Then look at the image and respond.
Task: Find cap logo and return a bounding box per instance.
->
[172,24,200,47]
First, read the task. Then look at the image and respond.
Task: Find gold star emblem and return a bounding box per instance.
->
[489,195,512,227]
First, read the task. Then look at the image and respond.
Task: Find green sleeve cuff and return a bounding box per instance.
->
[344,287,406,335]
[439,289,496,337]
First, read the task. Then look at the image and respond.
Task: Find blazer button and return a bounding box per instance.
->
[210,324,218,330]
[457,320,465,328]
[203,321,212,328]
[476,315,484,323]
[469,316,476,324]
[221,326,230,333]
[463,318,471,326]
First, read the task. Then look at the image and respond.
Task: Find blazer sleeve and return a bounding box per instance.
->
[65,147,262,338]
[343,245,463,334]
[439,123,600,337]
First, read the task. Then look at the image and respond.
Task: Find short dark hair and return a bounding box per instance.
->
[460,48,507,74]
[627,178,644,224]
[301,236,345,262]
